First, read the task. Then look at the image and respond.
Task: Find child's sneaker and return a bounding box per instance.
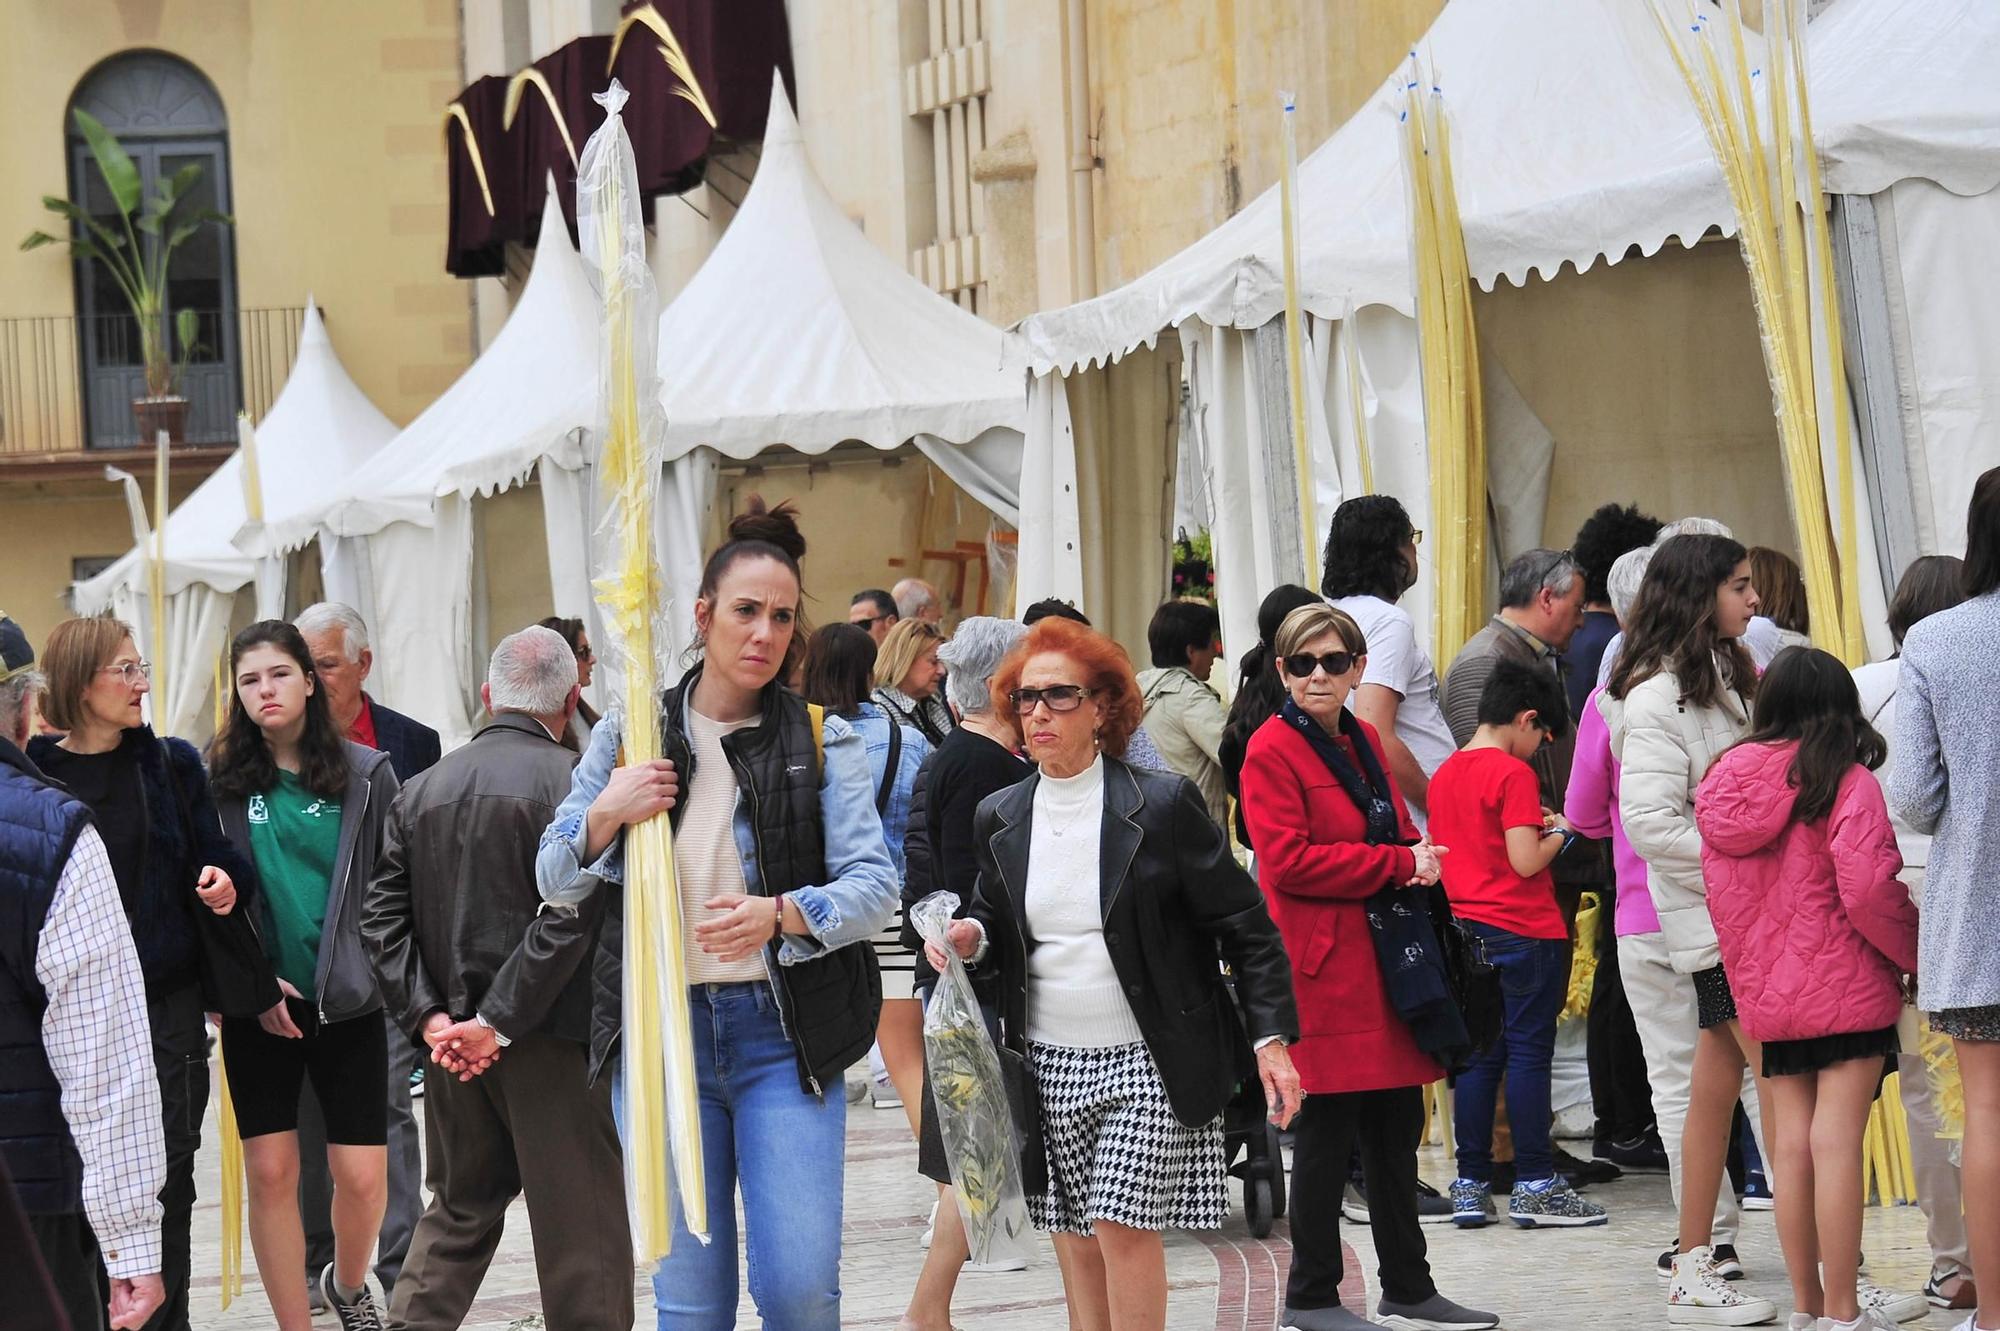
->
[1507,1175,1607,1228]
[1449,1177,1494,1228]
[1666,1246,1777,1325]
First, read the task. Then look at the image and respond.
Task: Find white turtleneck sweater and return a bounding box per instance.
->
[1024,756,1144,1048]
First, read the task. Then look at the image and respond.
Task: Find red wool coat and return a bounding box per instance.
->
[1240,716,1444,1095]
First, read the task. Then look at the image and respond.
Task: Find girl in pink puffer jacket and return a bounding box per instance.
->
[1696,647,1920,1331]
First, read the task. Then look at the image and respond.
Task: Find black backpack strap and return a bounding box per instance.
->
[875,717,902,816]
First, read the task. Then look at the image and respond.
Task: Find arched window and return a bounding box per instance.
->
[68,51,238,447]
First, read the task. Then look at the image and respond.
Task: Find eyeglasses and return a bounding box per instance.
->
[575,646,595,664]
[1008,684,1094,715]
[1523,547,1576,591]
[1282,651,1356,679]
[100,661,152,685]
[1409,529,1425,547]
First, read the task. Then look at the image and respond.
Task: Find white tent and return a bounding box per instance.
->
[1009,0,2000,668]
[650,75,1027,656]
[278,191,602,746]
[74,301,397,738]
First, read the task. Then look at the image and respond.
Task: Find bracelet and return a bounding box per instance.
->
[772,893,787,941]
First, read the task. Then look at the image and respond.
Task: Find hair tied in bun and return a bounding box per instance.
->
[727,493,808,563]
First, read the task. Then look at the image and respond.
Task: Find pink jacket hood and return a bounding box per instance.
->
[1695,741,1918,1043]
[1698,740,1808,858]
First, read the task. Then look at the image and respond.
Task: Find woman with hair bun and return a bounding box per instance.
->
[538,497,898,1331]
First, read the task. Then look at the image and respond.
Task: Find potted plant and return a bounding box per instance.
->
[20,107,232,445]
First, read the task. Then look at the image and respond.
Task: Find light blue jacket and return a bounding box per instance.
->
[535,700,898,966]
[849,702,931,879]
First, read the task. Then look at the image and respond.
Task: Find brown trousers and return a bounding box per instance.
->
[388,1034,632,1331]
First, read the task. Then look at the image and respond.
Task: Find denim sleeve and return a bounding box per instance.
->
[777,713,899,963]
[537,713,625,905]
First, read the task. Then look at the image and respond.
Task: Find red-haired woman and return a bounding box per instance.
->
[929,616,1301,1331]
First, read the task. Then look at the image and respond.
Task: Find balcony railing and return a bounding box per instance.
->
[0,306,308,458]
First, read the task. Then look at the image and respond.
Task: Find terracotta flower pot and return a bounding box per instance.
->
[132,395,188,445]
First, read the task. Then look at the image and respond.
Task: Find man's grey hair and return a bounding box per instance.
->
[1607,546,1655,625]
[1498,548,1582,609]
[1656,516,1733,543]
[893,578,941,622]
[487,626,578,716]
[937,617,1027,716]
[295,602,371,661]
[0,670,43,748]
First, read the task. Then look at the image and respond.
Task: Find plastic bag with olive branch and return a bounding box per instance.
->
[912,891,1029,1263]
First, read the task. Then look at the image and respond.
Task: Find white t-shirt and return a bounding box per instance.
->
[1853,658,1931,875]
[1331,595,1457,825]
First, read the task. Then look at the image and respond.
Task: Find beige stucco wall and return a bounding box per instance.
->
[0,477,202,652]
[0,0,473,422]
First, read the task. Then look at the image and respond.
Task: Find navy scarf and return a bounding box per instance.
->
[1278,699,1403,845]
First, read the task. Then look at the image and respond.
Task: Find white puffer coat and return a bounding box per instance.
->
[1599,666,1752,974]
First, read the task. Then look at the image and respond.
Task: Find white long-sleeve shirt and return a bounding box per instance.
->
[36,825,165,1278]
[1024,758,1144,1048]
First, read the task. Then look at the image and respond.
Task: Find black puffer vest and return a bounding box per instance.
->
[0,740,92,1214]
[587,669,882,1095]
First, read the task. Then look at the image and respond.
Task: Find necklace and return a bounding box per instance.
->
[1041,771,1096,838]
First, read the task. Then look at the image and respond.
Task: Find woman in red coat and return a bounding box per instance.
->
[1241,603,1495,1331]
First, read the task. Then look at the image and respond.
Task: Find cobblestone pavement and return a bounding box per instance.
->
[185,1068,1952,1330]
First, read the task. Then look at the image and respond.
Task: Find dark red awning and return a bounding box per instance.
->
[442,0,793,277]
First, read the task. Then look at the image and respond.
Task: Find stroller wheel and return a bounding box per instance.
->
[1265,1122,1289,1219]
[1246,1175,1276,1238]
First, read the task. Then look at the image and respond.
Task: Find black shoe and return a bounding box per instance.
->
[1555,1145,1621,1189]
[1414,1177,1455,1226]
[1594,1133,1669,1174]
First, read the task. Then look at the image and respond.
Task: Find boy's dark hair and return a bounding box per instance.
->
[1737,645,1886,824]
[1022,598,1090,626]
[1572,503,1663,605]
[1321,495,1417,602]
[849,588,896,619]
[1147,599,1221,669]
[1474,658,1572,741]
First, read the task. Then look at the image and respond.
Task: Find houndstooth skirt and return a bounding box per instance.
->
[1027,1040,1226,1236]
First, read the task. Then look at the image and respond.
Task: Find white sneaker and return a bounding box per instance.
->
[1786,1316,1816,1331]
[1667,1246,1778,1326]
[1819,1310,1902,1331]
[1855,1279,1929,1324]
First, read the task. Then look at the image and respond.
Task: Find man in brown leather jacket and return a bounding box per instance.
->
[360,625,631,1331]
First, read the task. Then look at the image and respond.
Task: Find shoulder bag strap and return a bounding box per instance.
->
[875,717,901,815]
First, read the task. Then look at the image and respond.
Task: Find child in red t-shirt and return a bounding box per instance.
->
[1429,658,1609,1231]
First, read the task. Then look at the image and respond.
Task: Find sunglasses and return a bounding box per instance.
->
[1283,651,1356,679]
[1007,684,1095,715]
[850,613,890,631]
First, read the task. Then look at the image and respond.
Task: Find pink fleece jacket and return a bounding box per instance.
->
[1565,685,1657,936]
[1694,741,1918,1043]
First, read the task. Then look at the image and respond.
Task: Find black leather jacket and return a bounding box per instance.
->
[362,714,602,1047]
[966,758,1299,1128]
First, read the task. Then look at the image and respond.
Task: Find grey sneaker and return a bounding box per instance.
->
[1279,1304,1376,1331]
[1508,1176,1608,1228]
[1449,1177,1494,1228]
[1376,1292,1501,1329]
[319,1265,385,1331]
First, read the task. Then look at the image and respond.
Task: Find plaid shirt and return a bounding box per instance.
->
[36,825,165,1277]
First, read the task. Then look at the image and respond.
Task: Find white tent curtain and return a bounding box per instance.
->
[366,504,478,747]
[911,427,1023,528]
[1017,344,1181,663]
[1873,180,2000,559]
[539,460,608,713]
[655,448,721,684]
[1175,305,1555,676]
[109,581,234,743]
[317,534,378,632]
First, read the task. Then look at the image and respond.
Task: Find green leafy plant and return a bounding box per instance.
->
[20,107,233,398]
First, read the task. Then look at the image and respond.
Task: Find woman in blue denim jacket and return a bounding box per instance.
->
[536,500,897,1331]
[802,621,933,1136]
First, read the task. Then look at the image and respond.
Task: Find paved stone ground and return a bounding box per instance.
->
[185,1067,1955,1330]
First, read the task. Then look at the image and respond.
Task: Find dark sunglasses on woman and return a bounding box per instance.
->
[1282,651,1356,679]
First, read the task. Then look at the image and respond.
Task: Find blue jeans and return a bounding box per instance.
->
[1452,921,1573,1185]
[612,981,847,1330]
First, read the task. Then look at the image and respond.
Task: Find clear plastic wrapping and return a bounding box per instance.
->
[911,891,1029,1263]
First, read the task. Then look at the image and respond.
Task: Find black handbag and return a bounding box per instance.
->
[160,742,281,1019]
[1428,888,1503,1072]
[995,1043,1047,1193]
